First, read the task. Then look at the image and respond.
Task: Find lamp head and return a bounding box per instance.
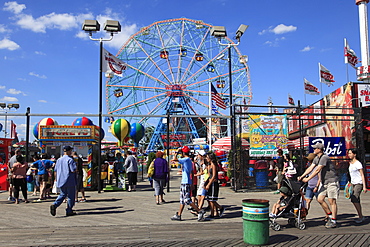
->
[82,20,100,32]
[210,26,227,38]
[0,103,5,109]
[12,103,20,109]
[104,20,121,33]
[235,24,248,40]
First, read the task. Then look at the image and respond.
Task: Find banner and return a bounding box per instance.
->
[344,38,359,69]
[102,48,127,77]
[304,78,320,95]
[308,137,346,157]
[319,63,335,86]
[211,83,227,109]
[249,115,288,157]
[288,94,295,105]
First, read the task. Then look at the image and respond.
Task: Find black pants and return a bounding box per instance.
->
[13,178,27,200]
[127,172,138,186]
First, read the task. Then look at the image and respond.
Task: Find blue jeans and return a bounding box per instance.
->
[53,186,76,213]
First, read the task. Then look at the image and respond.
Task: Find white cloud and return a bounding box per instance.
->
[29,72,47,79]
[35,51,46,55]
[38,99,47,103]
[3,1,26,14]
[300,46,314,52]
[0,96,18,102]
[0,38,20,50]
[264,37,286,47]
[0,24,8,33]
[6,88,22,94]
[0,85,5,90]
[259,24,297,35]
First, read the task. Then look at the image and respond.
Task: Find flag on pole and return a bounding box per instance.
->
[102,48,127,77]
[288,94,295,106]
[10,120,18,142]
[211,103,220,115]
[211,83,227,110]
[319,63,335,86]
[304,78,320,95]
[344,38,359,69]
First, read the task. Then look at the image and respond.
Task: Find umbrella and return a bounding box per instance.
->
[211,136,249,150]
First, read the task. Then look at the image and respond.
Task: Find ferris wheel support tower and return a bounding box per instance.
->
[356,0,370,82]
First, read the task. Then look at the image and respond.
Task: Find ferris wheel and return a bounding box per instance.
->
[106,18,252,150]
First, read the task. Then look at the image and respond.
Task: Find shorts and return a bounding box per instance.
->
[206,182,219,202]
[179,184,192,205]
[38,173,49,183]
[318,182,339,200]
[197,181,207,196]
[350,184,363,203]
[305,186,318,200]
[277,171,284,184]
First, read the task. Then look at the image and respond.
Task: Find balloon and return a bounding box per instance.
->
[95,126,105,140]
[33,118,58,139]
[72,117,93,126]
[111,119,130,146]
[129,123,145,147]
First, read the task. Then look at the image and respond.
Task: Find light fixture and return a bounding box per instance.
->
[235,24,249,40]
[82,20,100,32]
[0,103,5,108]
[103,20,121,33]
[210,26,227,38]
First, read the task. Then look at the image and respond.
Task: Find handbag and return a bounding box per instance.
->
[147,160,155,178]
[344,182,353,199]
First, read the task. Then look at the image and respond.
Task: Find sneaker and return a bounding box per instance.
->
[219,206,226,218]
[325,219,337,228]
[171,212,182,221]
[79,199,86,202]
[198,210,206,221]
[355,217,366,224]
[66,211,77,217]
[8,196,15,201]
[269,213,276,218]
[50,204,56,216]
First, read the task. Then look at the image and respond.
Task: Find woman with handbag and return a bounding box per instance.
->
[151,151,168,205]
[347,148,367,224]
[12,155,29,204]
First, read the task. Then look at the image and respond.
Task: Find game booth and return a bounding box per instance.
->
[0,138,13,191]
[34,117,101,190]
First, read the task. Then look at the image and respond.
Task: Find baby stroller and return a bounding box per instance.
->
[269,179,308,231]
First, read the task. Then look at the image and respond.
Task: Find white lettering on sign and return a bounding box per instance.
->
[311,138,344,156]
[42,128,91,137]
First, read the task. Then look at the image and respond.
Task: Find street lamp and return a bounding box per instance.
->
[211,24,248,191]
[0,103,20,138]
[82,19,121,192]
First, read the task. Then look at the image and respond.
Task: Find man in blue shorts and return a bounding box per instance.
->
[171,146,206,221]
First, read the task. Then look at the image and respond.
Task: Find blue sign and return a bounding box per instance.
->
[309,137,346,157]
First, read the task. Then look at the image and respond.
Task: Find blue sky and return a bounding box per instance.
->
[0,0,364,142]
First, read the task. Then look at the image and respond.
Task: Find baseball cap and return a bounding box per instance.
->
[182,146,190,154]
[279,186,290,195]
[63,146,73,152]
[311,143,325,150]
[196,150,206,156]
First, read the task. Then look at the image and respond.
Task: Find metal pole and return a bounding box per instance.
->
[228,45,236,191]
[167,110,170,192]
[25,107,30,163]
[4,111,7,138]
[97,39,103,193]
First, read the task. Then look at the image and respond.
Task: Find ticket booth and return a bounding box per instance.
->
[38,125,100,190]
[0,138,13,191]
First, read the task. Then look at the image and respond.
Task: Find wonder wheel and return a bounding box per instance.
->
[106,18,252,151]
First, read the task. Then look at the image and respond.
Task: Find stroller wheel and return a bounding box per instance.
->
[296,221,306,230]
[273,223,281,231]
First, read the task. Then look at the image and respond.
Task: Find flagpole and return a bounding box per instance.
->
[345,38,350,83]
[208,81,212,148]
[318,63,323,98]
[304,78,307,106]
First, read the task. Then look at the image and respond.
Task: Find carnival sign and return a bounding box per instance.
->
[39,125,100,142]
[308,137,346,157]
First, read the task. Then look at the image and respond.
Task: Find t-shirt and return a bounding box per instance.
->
[12,162,28,178]
[32,159,54,175]
[276,156,284,171]
[349,160,363,185]
[153,157,169,179]
[307,164,319,188]
[55,155,77,188]
[8,155,17,174]
[313,154,338,185]
[179,157,193,184]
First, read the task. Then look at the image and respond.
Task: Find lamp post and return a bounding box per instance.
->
[82,19,121,192]
[0,103,20,138]
[211,24,248,191]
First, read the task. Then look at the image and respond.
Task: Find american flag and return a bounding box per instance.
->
[211,83,227,110]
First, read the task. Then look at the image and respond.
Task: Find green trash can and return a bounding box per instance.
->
[242,199,269,245]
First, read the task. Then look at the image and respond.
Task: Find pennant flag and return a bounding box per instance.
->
[344,38,359,69]
[211,83,227,110]
[288,94,295,106]
[105,116,115,124]
[102,48,127,77]
[319,63,335,86]
[10,120,19,142]
[304,78,320,95]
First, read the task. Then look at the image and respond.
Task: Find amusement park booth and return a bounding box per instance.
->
[0,138,13,191]
[38,125,100,190]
